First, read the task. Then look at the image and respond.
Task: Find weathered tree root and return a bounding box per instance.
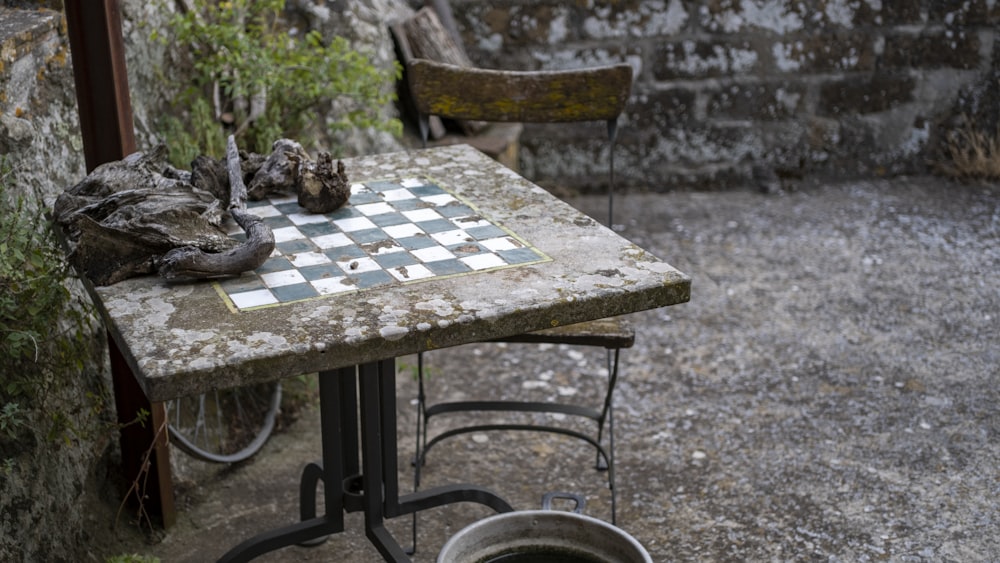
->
[155,136,276,281]
[55,136,349,285]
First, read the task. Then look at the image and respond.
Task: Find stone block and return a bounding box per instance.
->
[771,30,877,73]
[818,74,916,116]
[706,81,807,120]
[928,0,1000,26]
[883,31,982,70]
[628,88,698,128]
[451,2,574,51]
[652,38,759,80]
[698,0,808,34]
[577,0,690,40]
[877,0,926,24]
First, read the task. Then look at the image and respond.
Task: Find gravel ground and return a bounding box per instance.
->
[93,176,999,562]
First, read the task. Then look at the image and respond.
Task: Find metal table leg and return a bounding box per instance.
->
[218,367,353,562]
[219,360,513,562]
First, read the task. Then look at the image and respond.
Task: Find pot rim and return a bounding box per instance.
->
[438,510,652,563]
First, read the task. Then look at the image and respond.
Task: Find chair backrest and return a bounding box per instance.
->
[407,59,632,125]
[405,58,633,226]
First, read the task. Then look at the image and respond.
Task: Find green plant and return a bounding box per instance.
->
[157,0,401,167]
[0,402,25,440]
[935,113,1000,180]
[0,157,97,445]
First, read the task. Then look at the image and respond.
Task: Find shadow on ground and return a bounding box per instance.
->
[92,176,999,561]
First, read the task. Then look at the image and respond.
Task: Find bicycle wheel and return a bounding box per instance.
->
[166,381,282,463]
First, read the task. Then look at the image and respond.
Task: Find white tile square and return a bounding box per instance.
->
[289,251,332,268]
[411,246,455,263]
[261,269,308,288]
[379,188,415,202]
[273,226,306,243]
[288,212,331,225]
[312,232,353,249]
[230,289,279,309]
[337,256,381,273]
[461,253,507,270]
[249,205,282,218]
[431,229,473,246]
[268,193,298,205]
[350,183,369,194]
[333,216,377,232]
[452,216,492,229]
[311,277,354,295]
[402,208,442,223]
[382,223,426,239]
[422,194,458,206]
[355,202,395,216]
[481,237,521,252]
[368,242,405,255]
[388,263,435,281]
[399,178,425,188]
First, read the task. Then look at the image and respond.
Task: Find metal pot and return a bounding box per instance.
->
[438,493,652,563]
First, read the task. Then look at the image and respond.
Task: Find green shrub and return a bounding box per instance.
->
[156,0,401,167]
[0,157,97,447]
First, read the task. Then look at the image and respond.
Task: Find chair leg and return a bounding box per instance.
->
[414,345,622,529]
[596,347,620,524]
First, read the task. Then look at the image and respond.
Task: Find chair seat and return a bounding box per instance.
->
[494,317,634,349]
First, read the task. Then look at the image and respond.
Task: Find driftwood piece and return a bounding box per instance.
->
[247,138,309,200]
[56,137,349,285]
[155,136,276,281]
[294,151,350,213]
[55,147,238,285]
[191,149,268,203]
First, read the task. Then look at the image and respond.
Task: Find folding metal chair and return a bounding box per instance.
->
[396,14,634,553]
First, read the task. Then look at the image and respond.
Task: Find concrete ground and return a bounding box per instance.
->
[92,176,999,562]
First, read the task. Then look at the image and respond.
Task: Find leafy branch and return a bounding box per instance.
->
[157,0,401,167]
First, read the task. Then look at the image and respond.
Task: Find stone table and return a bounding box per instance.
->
[89,145,690,561]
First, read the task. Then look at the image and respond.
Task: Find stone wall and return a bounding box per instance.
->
[0,9,112,562]
[443,0,999,191]
[0,7,85,203]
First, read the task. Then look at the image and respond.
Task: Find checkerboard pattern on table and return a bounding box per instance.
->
[215,177,549,312]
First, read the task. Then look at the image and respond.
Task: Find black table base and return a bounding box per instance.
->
[218,359,513,562]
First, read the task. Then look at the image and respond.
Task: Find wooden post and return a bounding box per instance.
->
[63,0,176,528]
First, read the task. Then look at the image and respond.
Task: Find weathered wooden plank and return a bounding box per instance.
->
[407,59,633,124]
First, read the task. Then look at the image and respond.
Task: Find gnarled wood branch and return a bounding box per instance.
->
[155,135,276,280]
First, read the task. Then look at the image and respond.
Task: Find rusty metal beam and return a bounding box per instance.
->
[63,0,175,528]
[63,0,136,171]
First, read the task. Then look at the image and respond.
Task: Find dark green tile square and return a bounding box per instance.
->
[298,222,338,237]
[258,256,294,274]
[374,252,419,269]
[426,259,471,276]
[466,225,508,240]
[498,247,544,264]
[397,234,437,250]
[325,245,367,261]
[350,269,394,289]
[298,264,344,282]
[277,239,318,254]
[271,283,320,302]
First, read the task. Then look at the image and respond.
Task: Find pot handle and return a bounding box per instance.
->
[541,491,586,514]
